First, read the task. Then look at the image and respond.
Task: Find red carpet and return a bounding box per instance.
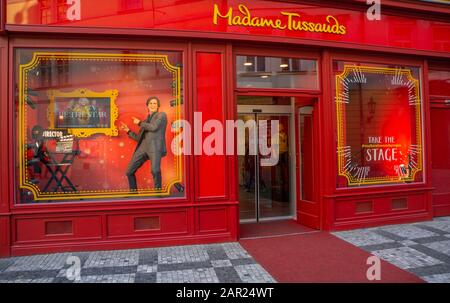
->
[240,219,315,239]
[240,232,423,283]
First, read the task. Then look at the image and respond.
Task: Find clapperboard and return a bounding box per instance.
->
[56,135,74,153]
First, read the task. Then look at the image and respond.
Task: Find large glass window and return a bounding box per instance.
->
[236,55,318,90]
[334,61,424,188]
[15,48,185,204]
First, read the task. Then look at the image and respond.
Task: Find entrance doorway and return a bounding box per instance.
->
[237,96,294,222]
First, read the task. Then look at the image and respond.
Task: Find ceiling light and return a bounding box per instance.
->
[244,62,253,66]
[261,75,269,79]
[280,64,289,68]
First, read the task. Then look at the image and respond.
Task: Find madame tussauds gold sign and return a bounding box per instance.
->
[213,3,346,35]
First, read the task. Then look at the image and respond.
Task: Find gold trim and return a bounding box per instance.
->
[335,65,423,186]
[47,88,119,138]
[18,52,183,201]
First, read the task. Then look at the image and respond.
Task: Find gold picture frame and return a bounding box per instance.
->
[47,88,119,138]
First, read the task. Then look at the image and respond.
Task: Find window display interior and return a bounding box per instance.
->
[15,49,185,203]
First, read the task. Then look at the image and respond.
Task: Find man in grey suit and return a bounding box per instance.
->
[120,97,167,191]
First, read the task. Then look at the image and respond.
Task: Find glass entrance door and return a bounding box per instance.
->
[238,113,292,222]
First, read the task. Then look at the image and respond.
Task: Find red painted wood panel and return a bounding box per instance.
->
[14,216,102,243]
[0,35,9,257]
[0,0,4,33]
[197,207,228,233]
[431,102,450,216]
[335,194,427,222]
[4,0,450,55]
[195,51,227,200]
[107,210,189,238]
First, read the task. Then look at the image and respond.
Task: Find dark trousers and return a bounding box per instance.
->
[126,148,162,191]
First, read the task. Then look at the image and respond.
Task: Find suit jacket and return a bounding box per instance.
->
[128,111,167,157]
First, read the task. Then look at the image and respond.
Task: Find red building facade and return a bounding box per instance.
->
[0,0,449,257]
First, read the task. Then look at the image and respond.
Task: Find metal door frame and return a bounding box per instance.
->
[237,104,296,223]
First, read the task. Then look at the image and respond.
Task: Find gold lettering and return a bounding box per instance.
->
[232,15,242,26]
[239,4,251,26]
[275,19,287,30]
[213,4,233,25]
[212,4,346,35]
[314,23,323,32]
[281,11,300,31]
[326,15,340,34]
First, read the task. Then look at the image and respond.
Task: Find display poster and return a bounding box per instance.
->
[17,51,184,202]
[335,65,423,186]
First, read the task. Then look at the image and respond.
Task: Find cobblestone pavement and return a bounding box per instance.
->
[334,216,450,283]
[1,218,449,283]
[0,242,275,283]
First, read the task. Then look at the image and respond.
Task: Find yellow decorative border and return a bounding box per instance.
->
[47,88,119,138]
[335,65,423,186]
[19,52,183,201]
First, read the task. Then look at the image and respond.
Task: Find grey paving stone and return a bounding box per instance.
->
[409,245,450,264]
[230,258,257,266]
[80,265,138,276]
[333,230,395,246]
[435,217,450,222]
[410,236,450,245]
[134,272,157,283]
[211,259,233,268]
[0,259,14,273]
[408,264,450,277]
[214,266,244,283]
[379,225,438,240]
[421,273,450,283]
[137,264,158,273]
[400,240,419,246]
[372,246,443,269]
[138,248,158,265]
[157,268,220,283]
[423,240,450,257]
[0,269,59,281]
[52,277,74,283]
[75,273,135,283]
[83,250,139,268]
[158,245,209,264]
[206,246,229,261]
[0,277,54,283]
[157,261,212,272]
[414,224,449,236]
[372,229,407,241]
[359,241,404,252]
[234,264,275,283]
[222,243,251,260]
[419,221,450,233]
[5,253,72,271]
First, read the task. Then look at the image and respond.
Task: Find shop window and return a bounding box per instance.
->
[334,61,424,188]
[429,69,450,96]
[15,48,185,204]
[236,55,318,90]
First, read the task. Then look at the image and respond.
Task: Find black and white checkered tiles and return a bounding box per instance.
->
[334,217,450,283]
[1,217,449,283]
[0,243,275,283]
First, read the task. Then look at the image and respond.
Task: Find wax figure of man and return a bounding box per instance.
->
[120,97,167,191]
